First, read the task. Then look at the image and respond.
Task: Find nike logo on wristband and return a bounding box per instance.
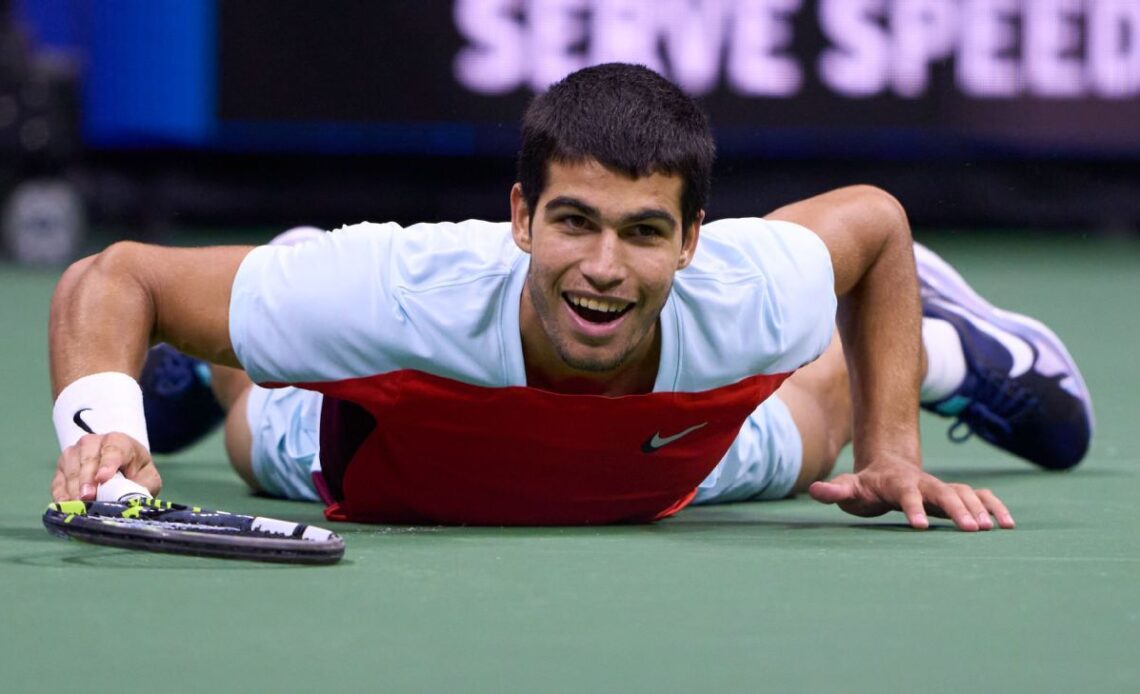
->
[73,408,96,434]
[641,422,708,453]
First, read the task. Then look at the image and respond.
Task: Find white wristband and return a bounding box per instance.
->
[52,372,151,452]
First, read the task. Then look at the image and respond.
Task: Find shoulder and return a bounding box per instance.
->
[689,217,831,280]
[236,220,519,298]
[662,217,837,388]
[230,220,526,386]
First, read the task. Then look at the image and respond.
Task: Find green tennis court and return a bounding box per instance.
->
[2,231,1137,693]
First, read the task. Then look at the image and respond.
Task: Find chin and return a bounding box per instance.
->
[556,345,627,374]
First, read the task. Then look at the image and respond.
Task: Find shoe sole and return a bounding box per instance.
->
[913,242,1095,434]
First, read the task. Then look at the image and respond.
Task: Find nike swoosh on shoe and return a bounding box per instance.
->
[930,299,1036,377]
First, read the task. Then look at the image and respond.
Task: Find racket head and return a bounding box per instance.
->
[43,498,345,565]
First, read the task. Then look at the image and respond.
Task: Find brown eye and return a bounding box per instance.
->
[563,215,589,230]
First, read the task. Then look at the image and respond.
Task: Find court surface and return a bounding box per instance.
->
[1,231,1137,694]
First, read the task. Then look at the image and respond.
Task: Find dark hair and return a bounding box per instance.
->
[518,63,715,231]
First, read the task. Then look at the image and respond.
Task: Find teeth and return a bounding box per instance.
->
[569,295,628,313]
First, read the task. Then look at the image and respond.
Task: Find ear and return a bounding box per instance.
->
[510,183,533,254]
[676,210,703,270]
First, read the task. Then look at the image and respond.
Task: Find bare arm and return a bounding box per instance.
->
[768,185,1008,531]
[48,242,253,499]
[51,242,252,394]
[768,185,922,474]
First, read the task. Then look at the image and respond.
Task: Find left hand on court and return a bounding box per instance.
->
[807,461,1015,531]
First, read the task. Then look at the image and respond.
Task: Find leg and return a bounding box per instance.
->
[209,364,323,501]
[691,330,866,506]
[777,330,854,494]
[210,364,262,493]
[696,242,1092,507]
[237,382,324,502]
[914,243,1093,469]
[780,329,929,493]
[140,345,225,453]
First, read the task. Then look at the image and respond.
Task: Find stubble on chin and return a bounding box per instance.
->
[526,273,633,374]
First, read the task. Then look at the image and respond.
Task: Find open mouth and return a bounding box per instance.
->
[564,293,634,324]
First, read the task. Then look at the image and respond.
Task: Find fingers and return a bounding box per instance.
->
[949,483,993,531]
[976,488,1015,529]
[51,459,68,502]
[54,434,114,500]
[75,434,105,499]
[131,462,163,497]
[103,432,162,496]
[928,483,979,532]
[50,433,159,501]
[924,482,1017,532]
[828,463,1016,532]
[807,476,858,504]
[94,432,134,485]
[898,488,930,530]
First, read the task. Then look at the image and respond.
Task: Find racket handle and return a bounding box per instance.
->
[96,472,153,502]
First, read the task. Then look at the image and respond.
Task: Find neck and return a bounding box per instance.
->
[523,342,660,396]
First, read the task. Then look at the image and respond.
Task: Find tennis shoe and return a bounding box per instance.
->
[914,243,1093,470]
[141,344,224,454]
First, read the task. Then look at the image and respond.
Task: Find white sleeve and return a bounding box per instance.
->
[666,217,836,389]
[228,220,521,386]
[743,218,837,373]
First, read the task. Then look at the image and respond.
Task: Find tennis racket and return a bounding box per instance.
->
[43,473,345,564]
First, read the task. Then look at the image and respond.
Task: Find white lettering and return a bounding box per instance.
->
[528,0,590,90]
[659,0,731,95]
[452,0,1140,103]
[1089,0,1140,97]
[453,0,526,94]
[728,0,803,96]
[818,0,890,97]
[590,0,664,71]
[891,0,960,97]
[1026,0,1085,97]
[958,0,1021,98]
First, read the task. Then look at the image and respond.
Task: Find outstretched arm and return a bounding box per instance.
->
[768,185,1013,531]
[49,242,252,500]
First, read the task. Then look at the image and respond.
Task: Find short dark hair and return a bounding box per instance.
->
[518,63,715,231]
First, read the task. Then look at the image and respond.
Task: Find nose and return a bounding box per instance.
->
[579,230,626,291]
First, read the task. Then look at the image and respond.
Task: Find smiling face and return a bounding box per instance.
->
[512,159,701,394]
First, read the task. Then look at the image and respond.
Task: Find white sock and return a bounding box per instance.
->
[920,317,967,403]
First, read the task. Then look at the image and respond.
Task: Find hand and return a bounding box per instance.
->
[52,432,161,502]
[807,461,1015,531]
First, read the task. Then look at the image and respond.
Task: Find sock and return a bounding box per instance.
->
[193,360,213,387]
[920,317,967,403]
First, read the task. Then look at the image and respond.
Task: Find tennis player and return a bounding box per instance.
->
[48,64,1093,531]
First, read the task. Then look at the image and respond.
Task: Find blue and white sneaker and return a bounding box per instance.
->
[915,243,1094,470]
[140,344,225,454]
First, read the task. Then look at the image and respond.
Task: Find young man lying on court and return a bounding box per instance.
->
[48,63,1093,531]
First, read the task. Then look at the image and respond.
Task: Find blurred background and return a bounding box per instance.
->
[2,0,1139,264]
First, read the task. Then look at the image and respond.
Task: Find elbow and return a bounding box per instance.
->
[847,185,912,247]
[53,253,97,307]
[50,241,150,330]
[50,252,99,330]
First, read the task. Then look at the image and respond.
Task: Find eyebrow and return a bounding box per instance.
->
[544,196,678,231]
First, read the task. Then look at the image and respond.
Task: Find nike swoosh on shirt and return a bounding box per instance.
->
[641,422,708,453]
[73,408,96,434]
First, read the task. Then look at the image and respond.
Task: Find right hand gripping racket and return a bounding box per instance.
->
[43,473,345,565]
